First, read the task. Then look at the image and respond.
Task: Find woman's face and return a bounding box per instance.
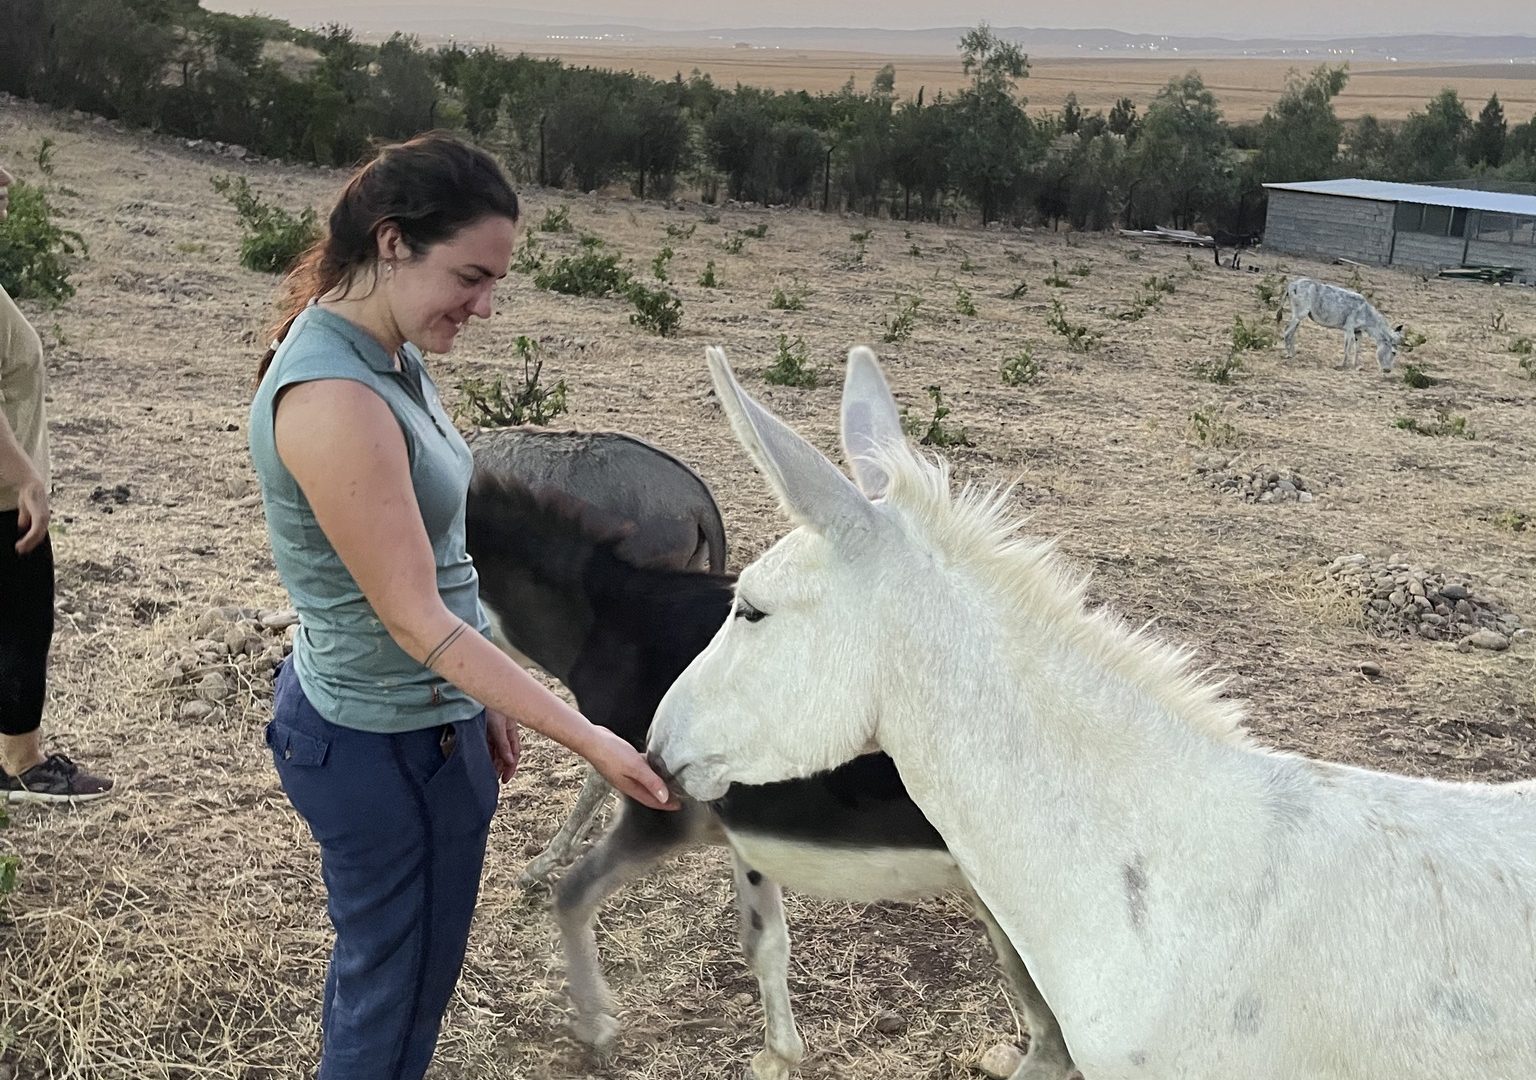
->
[0,162,14,221]
[385,214,519,354]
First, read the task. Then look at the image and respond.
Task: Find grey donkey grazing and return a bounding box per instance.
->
[1280,277,1404,372]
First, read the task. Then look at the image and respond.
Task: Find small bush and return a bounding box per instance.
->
[1490,508,1531,533]
[1044,258,1071,288]
[0,179,85,302]
[1400,364,1439,389]
[651,245,674,281]
[1509,336,1534,357]
[665,222,697,240]
[849,229,873,243]
[1519,355,1535,381]
[33,136,57,176]
[1008,279,1029,299]
[1144,273,1176,295]
[1399,326,1429,352]
[1069,262,1092,278]
[455,337,568,427]
[1186,408,1240,448]
[1256,273,1282,312]
[955,285,977,317]
[511,233,544,273]
[698,260,720,288]
[901,384,971,447]
[721,234,746,255]
[1046,299,1098,352]
[1230,315,1275,353]
[211,175,319,275]
[1000,348,1040,387]
[882,294,923,343]
[770,279,807,310]
[909,243,923,257]
[1394,411,1473,439]
[533,249,632,298]
[1193,354,1243,384]
[539,205,573,232]
[960,255,976,273]
[763,334,818,388]
[626,282,683,336]
[739,222,768,239]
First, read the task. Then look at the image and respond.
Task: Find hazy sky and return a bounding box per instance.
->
[215,0,1536,38]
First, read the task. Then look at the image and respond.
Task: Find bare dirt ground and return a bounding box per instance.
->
[452,45,1536,123]
[1,98,1534,1080]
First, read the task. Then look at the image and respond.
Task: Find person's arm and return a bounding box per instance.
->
[0,409,47,554]
[273,379,676,809]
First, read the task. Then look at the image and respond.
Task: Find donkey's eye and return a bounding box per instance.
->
[733,598,767,623]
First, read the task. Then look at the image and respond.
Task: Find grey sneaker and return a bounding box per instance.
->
[1,754,115,805]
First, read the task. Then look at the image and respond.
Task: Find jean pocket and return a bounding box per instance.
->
[266,718,330,767]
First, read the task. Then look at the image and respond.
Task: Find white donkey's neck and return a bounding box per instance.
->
[875,616,1296,1056]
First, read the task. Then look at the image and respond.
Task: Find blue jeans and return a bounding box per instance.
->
[267,661,498,1080]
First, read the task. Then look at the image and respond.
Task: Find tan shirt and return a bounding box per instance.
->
[0,284,49,512]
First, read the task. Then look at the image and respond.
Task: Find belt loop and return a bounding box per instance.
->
[429,684,442,706]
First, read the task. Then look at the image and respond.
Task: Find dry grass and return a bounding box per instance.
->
[454,44,1536,123]
[2,98,1534,1079]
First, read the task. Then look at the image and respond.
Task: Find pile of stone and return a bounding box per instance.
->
[154,606,297,721]
[1310,553,1527,649]
[1194,459,1318,503]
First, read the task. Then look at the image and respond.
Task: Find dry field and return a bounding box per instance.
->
[455,42,1536,123]
[2,96,1535,1080]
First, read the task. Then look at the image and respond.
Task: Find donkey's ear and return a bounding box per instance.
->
[706,346,877,540]
[840,346,905,500]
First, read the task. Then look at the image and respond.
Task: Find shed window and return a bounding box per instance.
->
[1479,213,1514,242]
[1421,205,1452,235]
[1514,216,1536,245]
[1395,203,1423,231]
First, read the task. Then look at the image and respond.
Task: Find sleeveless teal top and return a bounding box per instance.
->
[248,304,490,733]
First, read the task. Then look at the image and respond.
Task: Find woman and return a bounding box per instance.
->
[248,132,677,1080]
[1,158,114,803]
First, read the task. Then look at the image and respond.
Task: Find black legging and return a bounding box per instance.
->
[0,510,54,737]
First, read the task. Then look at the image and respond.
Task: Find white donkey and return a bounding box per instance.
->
[1281,276,1404,371]
[649,344,1536,1080]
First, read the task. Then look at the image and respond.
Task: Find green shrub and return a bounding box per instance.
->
[626,282,683,336]
[1069,262,1092,278]
[1046,299,1098,352]
[882,294,922,343]
[901,385,971,447]
[1255,273,1282,312]
[539,205,574,232]
[511,233,544,273]
[651,245,674,281]
[211,175,318,275]
[533,249,632,297]
[763,334,818,388]
[1044,258,1071,288]
[0,180,86,302]
[721,234,746,254]
[1000,348,1040,387]
[739,222,768,239]
[454,336,567,427]
[698,260,720,288]
[769,279,806,310]
[1230,315,1275,353]
[1395,411,1473,438]
[1509,336,1534,357]
[1400,364,1439,389]
[1186,408,1240,448]
[1193,354,1242,383]
[955,285,977,317]
[665,222,697,240]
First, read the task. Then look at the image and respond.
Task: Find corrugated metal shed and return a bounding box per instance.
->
[1263,179,1536,217]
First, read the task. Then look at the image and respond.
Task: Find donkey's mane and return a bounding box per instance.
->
[870,446,1253,748]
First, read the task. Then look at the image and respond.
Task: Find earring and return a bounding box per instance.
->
[384,260,395,276]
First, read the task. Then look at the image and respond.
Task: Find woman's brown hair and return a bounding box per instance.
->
[259,131,519,381]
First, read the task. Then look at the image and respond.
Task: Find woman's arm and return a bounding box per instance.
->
[273,379,676,809]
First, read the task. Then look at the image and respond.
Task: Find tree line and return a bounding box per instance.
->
[4,1,1535,233]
